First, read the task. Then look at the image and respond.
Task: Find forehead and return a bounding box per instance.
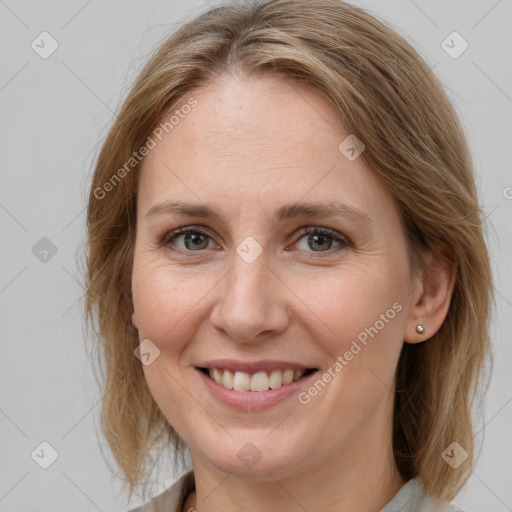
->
[137,74,395,224]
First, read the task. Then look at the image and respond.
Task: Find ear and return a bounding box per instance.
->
[404,251,457,344]
[131,310,139,330]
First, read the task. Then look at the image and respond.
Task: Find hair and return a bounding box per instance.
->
[83,0,495,505]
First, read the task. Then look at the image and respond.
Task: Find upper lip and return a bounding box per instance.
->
[196,359,318,373]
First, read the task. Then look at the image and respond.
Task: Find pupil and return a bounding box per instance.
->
[186,233,207,250]
[310,234,331,251]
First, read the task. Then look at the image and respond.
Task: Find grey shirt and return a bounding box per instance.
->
[128,470,466,512]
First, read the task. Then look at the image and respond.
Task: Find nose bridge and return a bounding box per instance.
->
[210,241,289,342]
[225,245,270,310]
[226,215,269,291]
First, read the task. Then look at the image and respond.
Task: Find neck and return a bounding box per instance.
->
[183,420,406,512]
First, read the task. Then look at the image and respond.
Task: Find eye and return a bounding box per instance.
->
[160,226,215,254]
[291,226,350,254]
[159,225,350,257]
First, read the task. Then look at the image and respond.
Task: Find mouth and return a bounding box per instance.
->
[196,367,319,392]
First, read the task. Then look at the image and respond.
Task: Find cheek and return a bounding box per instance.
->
[284,263,406,381]
[131,261,201,425]
[290,263,401,332]
[131,257,216,349]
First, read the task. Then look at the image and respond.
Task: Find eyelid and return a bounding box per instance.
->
[294,226,349,241]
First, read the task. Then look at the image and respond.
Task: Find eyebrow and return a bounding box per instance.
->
[145,200,372,226]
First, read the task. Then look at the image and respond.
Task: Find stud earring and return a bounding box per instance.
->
[415,325,425,335]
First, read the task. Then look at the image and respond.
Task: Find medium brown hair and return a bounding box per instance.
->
[84,0,495,504]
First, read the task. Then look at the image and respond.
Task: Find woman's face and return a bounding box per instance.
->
[131,74,422,480]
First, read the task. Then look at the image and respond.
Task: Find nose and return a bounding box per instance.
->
[209,248,290,345]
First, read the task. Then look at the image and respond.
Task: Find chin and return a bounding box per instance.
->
[191,432,312,481]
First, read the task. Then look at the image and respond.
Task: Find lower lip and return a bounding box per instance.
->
[196,368,319,411]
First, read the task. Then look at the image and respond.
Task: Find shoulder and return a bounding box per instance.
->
[426,504,468,512]
[126,472,468,512]
[379,477,470,512]
[126,471,195,512]
[419,491,468,512]
[446,506,468,512]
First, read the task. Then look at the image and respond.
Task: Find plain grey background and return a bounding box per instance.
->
[0,0,511,510]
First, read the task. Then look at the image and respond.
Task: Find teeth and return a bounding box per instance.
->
[282,369,294,385]
[206,368,311,392]
[251,371,270,391]
[233,371,251,391]
[212,368,222,385]
[293,369,306,381]
[269,369,283,389]
[222,369,234,389]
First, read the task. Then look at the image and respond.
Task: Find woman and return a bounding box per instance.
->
[84,1,494,511]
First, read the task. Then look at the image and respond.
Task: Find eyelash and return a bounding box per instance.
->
[159,225,351,258]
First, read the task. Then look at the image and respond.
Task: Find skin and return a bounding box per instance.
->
[131,73,455,512]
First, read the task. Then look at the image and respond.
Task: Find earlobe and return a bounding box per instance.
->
[131,310,138,329]
[404,256,457,344]
[415,324,426,336]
